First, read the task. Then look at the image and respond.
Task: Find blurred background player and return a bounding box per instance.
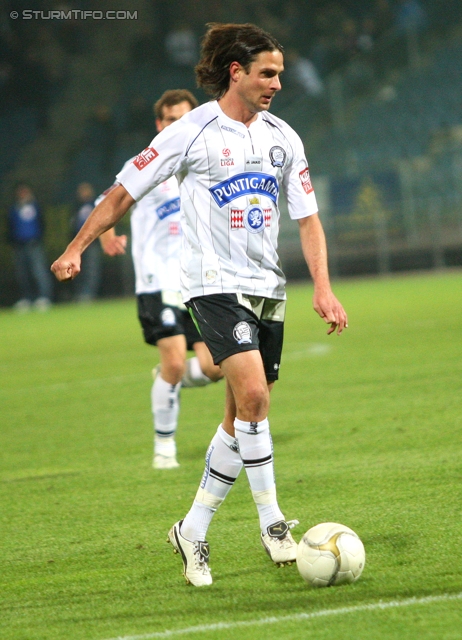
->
[8,182,53,312]
[98,90,223,470]
[71,182,101,303]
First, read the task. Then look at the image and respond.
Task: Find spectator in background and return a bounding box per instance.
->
[285,49,325,98]
[165,22,198,68]
[7,183,53,312]
[125,95,153,141]
[373,0,395,39]
[71,182,101,302]
[395,0,428,34]
[83,104,118,172]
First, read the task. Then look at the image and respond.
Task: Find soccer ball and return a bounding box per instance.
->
[296,522,365,587]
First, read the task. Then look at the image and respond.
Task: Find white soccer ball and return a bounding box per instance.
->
[296,522,365,588]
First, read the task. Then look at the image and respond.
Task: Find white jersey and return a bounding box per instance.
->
[117,100,318,301]
[98,162,182,296]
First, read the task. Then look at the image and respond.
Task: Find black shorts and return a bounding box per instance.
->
[186,293,285,381]
[137,291,202,350]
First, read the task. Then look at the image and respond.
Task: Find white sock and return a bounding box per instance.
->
[151,374,180,457]
[181,357,213,388]
[181,425,242,541]
[234,417,284,534]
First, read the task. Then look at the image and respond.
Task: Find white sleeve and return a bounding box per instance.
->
[116,119,191,202]
[282,132,318,220]
[94,157,134,206]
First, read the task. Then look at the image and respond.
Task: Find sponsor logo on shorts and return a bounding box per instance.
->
[133,147,159,170]
[209,172,279,207]
[299,166,314,194]
[269,146,286,167]
[233,321,252,344]
[160,308,176,326]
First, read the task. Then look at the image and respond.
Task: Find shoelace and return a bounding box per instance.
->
[277,520,299,547]
[193,543,210,573]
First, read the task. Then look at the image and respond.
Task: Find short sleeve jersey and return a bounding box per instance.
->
[97,162,182,295]
[117,101,318,301]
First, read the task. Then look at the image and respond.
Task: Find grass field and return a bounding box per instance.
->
[1,270,462,640]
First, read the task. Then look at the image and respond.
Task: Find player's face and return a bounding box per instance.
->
[156,101,192,132]
[236,50,284,113]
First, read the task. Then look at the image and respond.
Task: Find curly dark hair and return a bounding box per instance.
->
[195,23,283,99]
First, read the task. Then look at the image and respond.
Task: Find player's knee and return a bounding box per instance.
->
[237,382,269,418]
[162,356,185,384]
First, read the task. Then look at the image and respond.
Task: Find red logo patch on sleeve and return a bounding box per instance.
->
[133,147,159,170]
[299,167,313,195]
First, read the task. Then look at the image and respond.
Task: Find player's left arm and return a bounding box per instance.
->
[298,214,348,335]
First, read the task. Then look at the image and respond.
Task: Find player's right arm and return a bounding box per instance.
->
[51,185,135,281]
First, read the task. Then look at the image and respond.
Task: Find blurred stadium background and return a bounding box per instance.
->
[1,0,462,306]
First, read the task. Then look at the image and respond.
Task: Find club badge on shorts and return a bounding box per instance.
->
[161,308,176,326]
[233,321,252,344]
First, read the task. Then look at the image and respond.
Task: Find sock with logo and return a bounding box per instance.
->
[180,425,243,541]
[234,417,285,534]
[152,374,181,457]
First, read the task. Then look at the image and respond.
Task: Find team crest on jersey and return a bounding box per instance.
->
[299,167,314,194]
[160,308,176,326]
[269,146,286,167]
[210,172,279,207]
[231,202,271,230]
[133,147,159,170]
[233,321,252,344]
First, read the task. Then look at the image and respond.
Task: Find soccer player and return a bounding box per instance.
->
[98,90,223,470]
[51,23,348,587]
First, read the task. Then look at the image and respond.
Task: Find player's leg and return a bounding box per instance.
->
[152,334,186,468]
[181,311,223,387]
[180,341,223,387]
[137,293,186,469]
[221,350,298,565]
[168,379,242,586]
[167,295,295,585]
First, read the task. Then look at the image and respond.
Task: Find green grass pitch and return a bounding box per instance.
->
[1,270,461,640]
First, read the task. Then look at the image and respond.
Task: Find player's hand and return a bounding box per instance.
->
[50,250,81,281]
[101,234,127,256]
[313,290,348,335]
